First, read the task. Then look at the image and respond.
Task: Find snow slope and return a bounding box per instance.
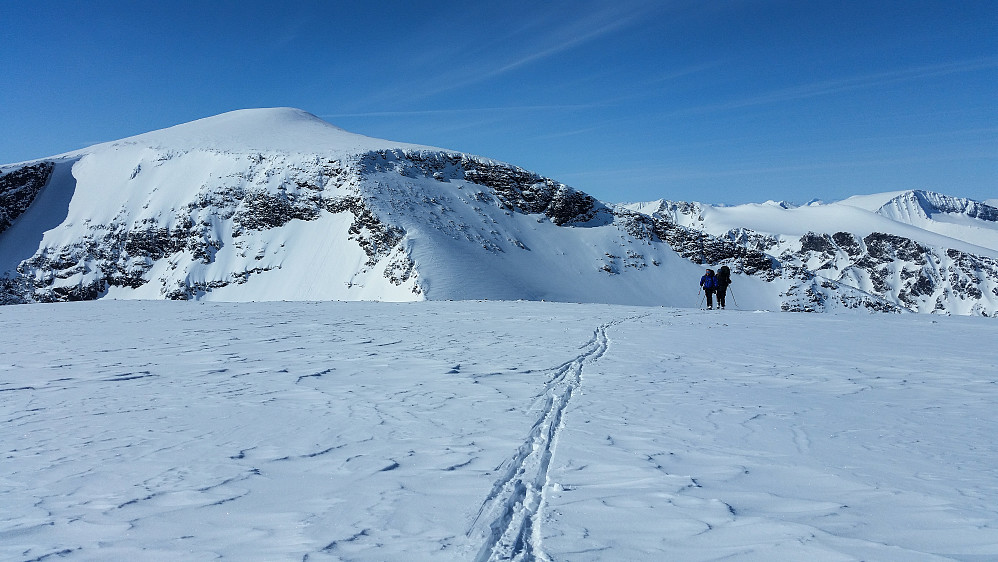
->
[2,300,996,560]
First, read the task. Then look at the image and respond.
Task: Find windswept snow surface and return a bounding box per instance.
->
[2,301,997,561]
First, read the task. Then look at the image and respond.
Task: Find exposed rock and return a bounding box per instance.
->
[0,162,55,234]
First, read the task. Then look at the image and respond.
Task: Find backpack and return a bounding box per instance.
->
[718,265,731,285]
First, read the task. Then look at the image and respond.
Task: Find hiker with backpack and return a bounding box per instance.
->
[699,268,718,309]
[715,265,732,309]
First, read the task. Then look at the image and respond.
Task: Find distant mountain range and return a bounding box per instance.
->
[1,108,995,315]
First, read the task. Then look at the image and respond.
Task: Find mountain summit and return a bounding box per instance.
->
[2,109,996,314]
[89,107,436,155]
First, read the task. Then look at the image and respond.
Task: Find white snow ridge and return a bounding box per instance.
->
[2,109,998,560]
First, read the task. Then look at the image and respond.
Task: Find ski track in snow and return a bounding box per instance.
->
[469,319,623,562]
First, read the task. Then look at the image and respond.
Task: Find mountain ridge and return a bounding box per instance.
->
[1,108,995,315]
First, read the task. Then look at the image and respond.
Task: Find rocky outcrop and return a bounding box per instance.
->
[0,162,54,234]
[771,230,996,315]
[362,150,610,226]
[614,209,775,275]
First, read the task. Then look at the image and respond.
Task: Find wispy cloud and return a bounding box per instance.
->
[321,103,604,120]
[532,125,608,141]
[489,5,652,77]
[676,56,998,115]
[354,2,667,108]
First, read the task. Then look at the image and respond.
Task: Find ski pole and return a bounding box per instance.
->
[729,287,738,308]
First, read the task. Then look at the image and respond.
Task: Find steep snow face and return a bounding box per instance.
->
[0,109,995,314]
[350,151,716,306]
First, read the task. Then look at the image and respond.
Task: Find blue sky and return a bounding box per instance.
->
[2,1,995,204]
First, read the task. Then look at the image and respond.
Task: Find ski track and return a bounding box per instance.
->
[470,320,617,562]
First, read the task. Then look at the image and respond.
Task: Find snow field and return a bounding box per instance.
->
[1,301,996,561]
[543,311,998,560]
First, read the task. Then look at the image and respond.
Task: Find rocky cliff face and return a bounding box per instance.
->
[0,162,54,234]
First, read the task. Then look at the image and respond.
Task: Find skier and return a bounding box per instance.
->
[700,268,718,309]
[715,265,731,309]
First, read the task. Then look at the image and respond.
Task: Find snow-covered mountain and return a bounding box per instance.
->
[1,108,996,315]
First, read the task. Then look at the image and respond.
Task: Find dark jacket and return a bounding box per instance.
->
[700,273,717,290]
